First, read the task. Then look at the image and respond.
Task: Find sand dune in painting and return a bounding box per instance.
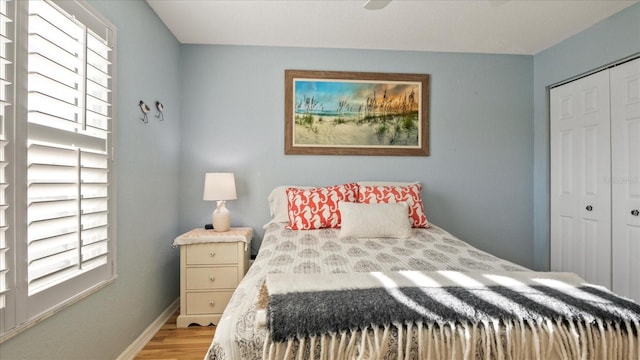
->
[294,113,419,147]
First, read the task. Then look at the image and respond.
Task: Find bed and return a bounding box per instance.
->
[205,183,640,360]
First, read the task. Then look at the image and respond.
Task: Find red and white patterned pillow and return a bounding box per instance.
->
[286,183,359,230]
[357,183,429,228]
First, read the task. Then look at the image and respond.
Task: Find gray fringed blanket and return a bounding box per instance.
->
[257,271,640,360]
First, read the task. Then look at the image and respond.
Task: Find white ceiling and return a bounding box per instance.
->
[146,0,638,55]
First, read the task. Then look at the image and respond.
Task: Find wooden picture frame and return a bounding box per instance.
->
[284,70,429,156]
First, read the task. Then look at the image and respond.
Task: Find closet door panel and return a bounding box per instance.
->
[550,70,611,288]
[611,58,640,303]
[551,85,578,276]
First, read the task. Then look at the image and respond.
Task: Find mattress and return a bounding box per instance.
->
[206,222,527,360]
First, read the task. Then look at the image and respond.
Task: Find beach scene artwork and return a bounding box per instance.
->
[292,79,422,148]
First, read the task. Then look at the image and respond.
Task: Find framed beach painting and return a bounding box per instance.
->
[284,70,430,156]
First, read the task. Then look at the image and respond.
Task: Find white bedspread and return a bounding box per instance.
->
[206,222,527,360]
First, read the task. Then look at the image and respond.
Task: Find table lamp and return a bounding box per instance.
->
[203,172,237,232]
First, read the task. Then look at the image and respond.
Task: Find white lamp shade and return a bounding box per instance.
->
[203,173,237,201]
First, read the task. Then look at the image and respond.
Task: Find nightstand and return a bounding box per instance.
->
[173,227,252,327]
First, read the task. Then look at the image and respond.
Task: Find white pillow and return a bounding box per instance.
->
[339,202,412,239]
[267,185,313,224]
[356,181,418,186]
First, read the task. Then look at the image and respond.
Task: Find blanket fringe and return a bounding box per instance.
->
[262,319,640,360]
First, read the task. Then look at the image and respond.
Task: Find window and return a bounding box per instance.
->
[0,0,116,341]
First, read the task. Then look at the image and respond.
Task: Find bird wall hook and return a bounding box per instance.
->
[139,100,150,123]
[155,101,165,121]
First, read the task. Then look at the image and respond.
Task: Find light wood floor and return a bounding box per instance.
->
[134,308,216,360]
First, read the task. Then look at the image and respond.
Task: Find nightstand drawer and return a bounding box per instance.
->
[186,267,238,290]
[186,242,238,265]
[186,291,233,315]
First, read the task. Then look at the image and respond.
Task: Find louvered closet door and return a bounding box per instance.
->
[611,58,640,303]
[550,70,612,288]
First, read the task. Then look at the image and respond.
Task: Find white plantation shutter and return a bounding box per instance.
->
[27,0,112,296]
[1,0,115,340]
[0,0,13,334]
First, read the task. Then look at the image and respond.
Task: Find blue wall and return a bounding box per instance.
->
[179,46,534,268]
[0,1,183,359]
[532,2,640,270]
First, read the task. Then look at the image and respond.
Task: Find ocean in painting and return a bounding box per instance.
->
[293,80,421,147]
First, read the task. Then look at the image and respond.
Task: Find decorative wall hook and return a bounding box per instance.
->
[139,100,150,123]
[155,101,165,121]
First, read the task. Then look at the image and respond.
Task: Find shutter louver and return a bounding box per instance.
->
[27,0,84,135]
[26,0,112,296]
[85,32,110,139]
[0,0,12,312]
[27,142,80,294]
[80,149,108,271]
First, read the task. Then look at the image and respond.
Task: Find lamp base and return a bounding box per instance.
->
[212,200,231,232]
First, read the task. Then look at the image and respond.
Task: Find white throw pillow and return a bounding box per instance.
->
[356,181,418,186]
[339,202,412,239]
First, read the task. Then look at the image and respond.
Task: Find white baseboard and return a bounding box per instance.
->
[116,297,180,360]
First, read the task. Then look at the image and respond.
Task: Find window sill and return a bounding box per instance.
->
[0,275,117,344]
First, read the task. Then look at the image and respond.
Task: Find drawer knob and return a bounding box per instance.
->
[586,205,593,211]
[209,251,215,257]
[209,300,216,307]
[209,275,216,282]
[632,209,640,216]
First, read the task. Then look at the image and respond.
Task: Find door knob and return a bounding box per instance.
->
[586,205,593,211]
[632,209,640,216]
